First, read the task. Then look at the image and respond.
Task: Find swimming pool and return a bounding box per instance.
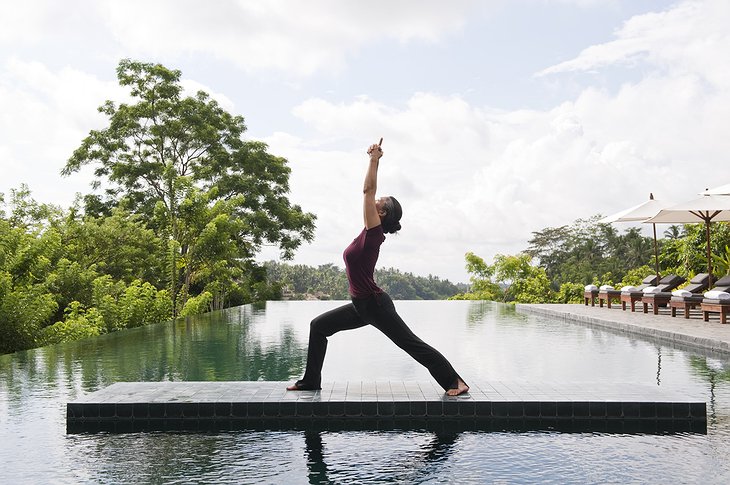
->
[2,300,729,483]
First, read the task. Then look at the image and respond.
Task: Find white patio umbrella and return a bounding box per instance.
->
[599,193,672,283]
[702,183,730,195]
[646,194,730,286]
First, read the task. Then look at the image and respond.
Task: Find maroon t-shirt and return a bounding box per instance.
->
[343,226,386,298]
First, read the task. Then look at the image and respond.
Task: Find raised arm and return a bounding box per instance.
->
[363,143,383,229]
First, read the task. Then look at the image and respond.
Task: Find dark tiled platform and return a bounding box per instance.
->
[67,381,706,434]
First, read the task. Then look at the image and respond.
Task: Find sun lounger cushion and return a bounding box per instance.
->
[704,290,730,300]
[642,275,660,285]
[683,282,709,293]
[689,273,711,284]
[655,274,685,292]
[710,275,730,288]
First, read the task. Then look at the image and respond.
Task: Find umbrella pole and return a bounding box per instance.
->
[652,223,660,283]
[706,221,713,287]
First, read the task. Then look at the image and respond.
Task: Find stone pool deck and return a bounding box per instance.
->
[516,303,730,355]
[67,380,706,434]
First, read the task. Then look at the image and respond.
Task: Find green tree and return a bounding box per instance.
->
[450,252,503,301]
[42,301,104,345]
[663,225,684,239]
[526,215,654,288]
[0,188,178,353]
[63,59,316,314]
[659,222,730,279]
[0,213,60,353]
[493,253,554,303]
[451,252,554,303]
[61,207,165,285]
[4,184,63,231]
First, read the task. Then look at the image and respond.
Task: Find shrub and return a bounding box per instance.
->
[179,291,213,317]
[556,282,584,303]
[42,301,104,345]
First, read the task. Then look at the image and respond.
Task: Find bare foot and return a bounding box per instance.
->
[286,382,321,391]
[446,379,469,396]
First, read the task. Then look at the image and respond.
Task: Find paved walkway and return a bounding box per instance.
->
[516,303,730,355]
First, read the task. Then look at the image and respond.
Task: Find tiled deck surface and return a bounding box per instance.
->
[67,380,706,434]
[517,303,730,355]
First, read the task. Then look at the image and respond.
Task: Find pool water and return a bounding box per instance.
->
[2,300,730,483]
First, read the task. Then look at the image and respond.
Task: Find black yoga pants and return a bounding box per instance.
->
[297,292,463,391]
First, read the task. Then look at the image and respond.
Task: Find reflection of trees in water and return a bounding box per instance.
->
[466,300,491,326]
[689,355,730,424]
[689,356,730,382]
[238,326,306,381]
[304,431,459,484]
[0,304,307,400]
[465,300,523,328]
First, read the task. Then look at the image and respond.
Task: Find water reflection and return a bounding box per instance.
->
[689,356,730,424]
[0,305,308,400]
[304,431,458,484]
[304,431,330,484]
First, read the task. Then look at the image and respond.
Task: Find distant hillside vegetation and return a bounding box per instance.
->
[264,261,465,300]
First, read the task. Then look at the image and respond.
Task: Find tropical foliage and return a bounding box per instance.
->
[0,59,315,354]
[454,216,730,304]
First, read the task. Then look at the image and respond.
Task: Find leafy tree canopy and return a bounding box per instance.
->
[63,59,316,313]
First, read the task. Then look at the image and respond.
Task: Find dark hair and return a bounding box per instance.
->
[382,196,402,234]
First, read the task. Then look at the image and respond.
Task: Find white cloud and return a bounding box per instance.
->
[538,0,730,87]
[0,0,55,44]
[99,0,481,75]
[0,59,119,205]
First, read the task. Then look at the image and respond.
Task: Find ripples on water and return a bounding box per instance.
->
[2,300,730,483]
[59,429,720,484]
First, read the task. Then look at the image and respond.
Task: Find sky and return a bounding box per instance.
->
[1,0,729,284]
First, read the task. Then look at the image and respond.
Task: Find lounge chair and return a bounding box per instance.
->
[584,285,598,306]
[616,275,661,311]
[598,275,657,308]
[597,284,622,308]
[670,275,730,319]
[639,273,692,314]
[701,281,730,324]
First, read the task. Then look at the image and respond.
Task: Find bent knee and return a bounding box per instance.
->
[310,316,328,333]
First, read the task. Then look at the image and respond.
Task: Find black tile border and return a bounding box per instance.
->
[66,381,707,435]
[67,399,707,433]
[65,416,709,435]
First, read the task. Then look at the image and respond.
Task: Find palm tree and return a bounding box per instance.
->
[664,225,684,240]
